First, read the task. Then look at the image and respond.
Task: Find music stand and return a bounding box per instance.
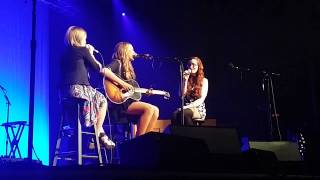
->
[1,121,27,158]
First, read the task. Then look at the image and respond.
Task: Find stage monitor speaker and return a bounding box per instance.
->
[249,141,302,161]
[119,132,210,169]
[171,126,241,154]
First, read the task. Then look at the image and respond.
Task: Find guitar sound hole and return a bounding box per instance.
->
[121,89,127,93]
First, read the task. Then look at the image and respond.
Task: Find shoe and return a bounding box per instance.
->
[99,133,115,149]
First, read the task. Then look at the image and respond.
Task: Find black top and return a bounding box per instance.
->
[106,59,138,123]
[60,46,100,86]
[107,59,123,79]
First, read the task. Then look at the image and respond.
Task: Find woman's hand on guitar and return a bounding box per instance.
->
[146,88,153,96]
[121,81,134,91]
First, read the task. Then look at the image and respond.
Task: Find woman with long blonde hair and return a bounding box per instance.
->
[103,42,159,136]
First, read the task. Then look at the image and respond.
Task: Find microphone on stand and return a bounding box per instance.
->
[228,62,239,70]
[271,72,280,76]
[0,85,10,105]
[134,54,153,60]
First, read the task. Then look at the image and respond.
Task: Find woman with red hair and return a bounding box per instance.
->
[171,57,208,125]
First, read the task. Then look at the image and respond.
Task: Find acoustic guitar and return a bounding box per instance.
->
[103,78,170,104]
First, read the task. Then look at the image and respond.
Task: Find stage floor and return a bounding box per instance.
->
[0,158,317,179]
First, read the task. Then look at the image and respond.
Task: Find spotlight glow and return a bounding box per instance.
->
[121,12,126,16]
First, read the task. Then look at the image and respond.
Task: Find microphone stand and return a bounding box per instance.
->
[262,72,282,141]
[262,73,273,140]
[147,56,186,125]
[0,86,11,157]
[229,62,281,140]
[141,56,189,125]
[179,60,185,126]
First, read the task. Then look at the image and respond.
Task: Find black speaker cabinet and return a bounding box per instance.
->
[249,141,302,161]
[119,132,210,169]
[171,126,241,154]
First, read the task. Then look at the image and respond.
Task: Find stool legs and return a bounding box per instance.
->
[52,115,63,166]
[53,101,103,166]
[77,117,82,165]
[93,123,103,165]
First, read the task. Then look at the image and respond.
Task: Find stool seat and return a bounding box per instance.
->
[193,118,205,126]
[193,118,217,127]
[193,118,205,122]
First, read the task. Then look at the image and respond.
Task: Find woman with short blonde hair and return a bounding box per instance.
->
[60,26,115,148]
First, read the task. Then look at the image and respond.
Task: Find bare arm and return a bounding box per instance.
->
[85,44,102,71]
[92,56,102,70]
[183,79,188,95]
[183,78,208,109]
[182,70,191,95]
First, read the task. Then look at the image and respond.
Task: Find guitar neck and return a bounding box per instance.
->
[134,88,166,95]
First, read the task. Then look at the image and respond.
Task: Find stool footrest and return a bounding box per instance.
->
[82,132,95,135]
[55,151,77,156]
[56,157,75,161]
[82,155,99,159]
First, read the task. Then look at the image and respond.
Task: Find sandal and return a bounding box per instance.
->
[99,132,115,149]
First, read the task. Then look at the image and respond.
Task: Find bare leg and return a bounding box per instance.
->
[146,105,159,133]
[127,101,155,136]
[96,102,107,134]
[95,102,115,148]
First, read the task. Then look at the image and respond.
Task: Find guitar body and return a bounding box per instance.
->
[104,78,142,104]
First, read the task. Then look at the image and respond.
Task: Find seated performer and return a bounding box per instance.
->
[171,57,208,126]
[102,42,159,137]
[60,26,115,148]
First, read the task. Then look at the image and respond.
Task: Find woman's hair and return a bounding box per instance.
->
[112,42,136,80]
[186,57,205,99]
[64,26,87,47]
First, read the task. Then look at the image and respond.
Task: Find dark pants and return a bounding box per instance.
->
[171,108,195,126]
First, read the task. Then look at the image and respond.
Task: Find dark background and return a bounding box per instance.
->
[48,0,320,163]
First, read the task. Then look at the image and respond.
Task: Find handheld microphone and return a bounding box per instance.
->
[134,54,153,60]
[183,69,192,76]
[86,44,99,53]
